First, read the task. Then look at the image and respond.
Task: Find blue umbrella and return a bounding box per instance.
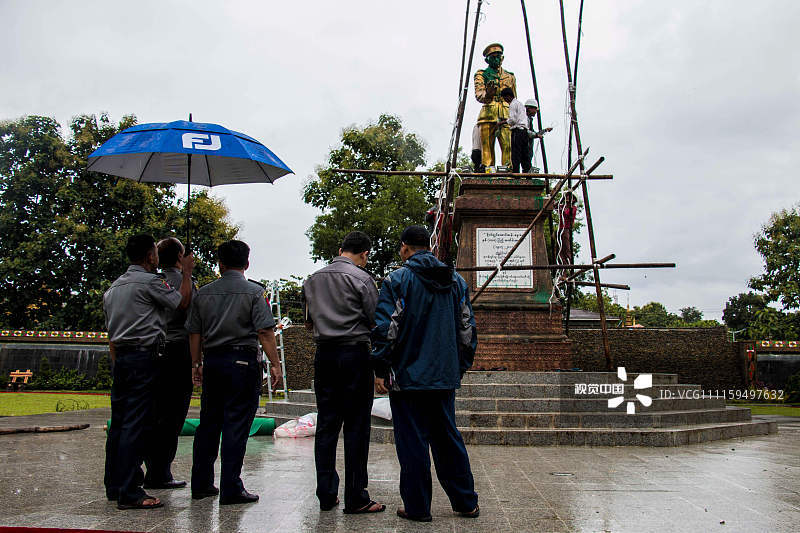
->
[87,117,293,247]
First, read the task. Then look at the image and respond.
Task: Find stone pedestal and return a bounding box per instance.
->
[453,178,572,370]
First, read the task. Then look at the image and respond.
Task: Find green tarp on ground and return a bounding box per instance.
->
[105,417,275,437]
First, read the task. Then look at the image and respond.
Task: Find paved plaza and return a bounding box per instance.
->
[0,408,798,532]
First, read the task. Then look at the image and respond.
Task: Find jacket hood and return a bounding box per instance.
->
[405,251,454,292]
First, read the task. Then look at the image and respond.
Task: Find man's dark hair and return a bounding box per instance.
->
[218,240,250,269]
[157,237,184,268]
[341,231,372,254]
[500,87,515,99]
[400,225,430,249]
[126,234,156,263]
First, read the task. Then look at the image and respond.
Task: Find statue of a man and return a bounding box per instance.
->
[474,43,517,169]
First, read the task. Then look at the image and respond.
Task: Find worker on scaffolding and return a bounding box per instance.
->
[474,43,516,170]
[504,93,553,174]
[558,191,578,271]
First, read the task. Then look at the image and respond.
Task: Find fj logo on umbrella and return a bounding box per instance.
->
[182,133,222,151]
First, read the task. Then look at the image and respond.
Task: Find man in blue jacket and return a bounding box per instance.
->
[372,225,480,523]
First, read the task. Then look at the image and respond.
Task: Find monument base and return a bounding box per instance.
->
[472,305,573,370]
[454,178,573,370]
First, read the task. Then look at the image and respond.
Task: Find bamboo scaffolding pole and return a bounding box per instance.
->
[436,0,483,262]
[470,152,596,304]
[570,281,630,290]
[457,0,471,95]
[457,262,675,272]
[564,0,585,338]
[520,0,557,264]
[559,0,613,371]
[560,253,615,284]
[330,168,612,180]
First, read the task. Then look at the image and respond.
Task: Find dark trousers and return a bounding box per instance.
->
[104,349,157,504]
[144,341,193,484]
[390,389,478,518]
[314,343,374,510]
[191,350,260,498]
[511,128,533,174]
[471,149,484,173]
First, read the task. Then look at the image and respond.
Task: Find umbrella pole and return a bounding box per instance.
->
[186,153,192,252]
[186,113,192,252]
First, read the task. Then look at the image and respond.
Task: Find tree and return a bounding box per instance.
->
[634,302,675,327]
[303,114,430,277]
[748,307,800,340]
[680,306,703,323]
[572,289,627,325]
[749,205,800,310]
[722,292,768,339]
[0,113,239,330]
[260,275,305,323]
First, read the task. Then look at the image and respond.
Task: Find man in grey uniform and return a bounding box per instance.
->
[187,240,282,505]
[104,234,194,510]
[143,237,197,490]
[303,231,385,514]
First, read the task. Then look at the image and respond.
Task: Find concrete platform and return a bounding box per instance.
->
[0,408,798,532]
[259,371,777,446]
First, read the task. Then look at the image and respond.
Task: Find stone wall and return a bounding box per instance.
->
[0,343,109,378]
[2,327,746,392]
[282,327,315,390]
[568,327,746,391]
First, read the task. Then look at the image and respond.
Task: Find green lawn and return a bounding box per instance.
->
[0,392,111,416]
[735,404,800,416]
[0,391,279,416]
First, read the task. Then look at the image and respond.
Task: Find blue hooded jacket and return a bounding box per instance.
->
[371,250,477,390]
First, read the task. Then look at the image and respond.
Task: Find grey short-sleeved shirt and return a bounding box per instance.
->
[161,267,197,343]
[302,256,378,344]
[103,265,183,346]
[185,270,275,350]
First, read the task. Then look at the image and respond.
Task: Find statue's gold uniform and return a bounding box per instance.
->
[474,45,517,168]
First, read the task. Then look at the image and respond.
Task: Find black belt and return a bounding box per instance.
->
[115,343,158,355]
[204,345,259,357]
[317,340,370,349]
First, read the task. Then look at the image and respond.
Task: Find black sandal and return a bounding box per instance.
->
[117,494,163,510]
[457,504,480,518]
[397,508,432,522]
[344,500,386,514]
[320,497,339,511]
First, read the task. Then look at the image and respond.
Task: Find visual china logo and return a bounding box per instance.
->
[182,133,222,151]
[608,367,652,414]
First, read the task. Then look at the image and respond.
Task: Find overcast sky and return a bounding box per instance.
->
[2,0,799,320]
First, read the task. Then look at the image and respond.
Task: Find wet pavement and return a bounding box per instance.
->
[0,408,798,532]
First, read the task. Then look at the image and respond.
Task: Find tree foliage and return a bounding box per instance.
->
[749,205,800,310]
[680,306,703,323]
[260,275,305,323]
[573,293,720,328]
[722,292,768,339]
[0,113,238,330]
[303,114,431,278]
[572,290,627,325]
[748,307,800,340]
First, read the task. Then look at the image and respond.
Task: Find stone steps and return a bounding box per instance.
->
[459,397,727,412]
[462,371,679,385]
[257,371,779,446]
[369,420,778,447]
[266,397,728,419]
[260,403,751,429]
[457,407,753,429]
[287,383,703,402]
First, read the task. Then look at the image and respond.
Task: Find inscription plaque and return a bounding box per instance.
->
[476,228,533,288]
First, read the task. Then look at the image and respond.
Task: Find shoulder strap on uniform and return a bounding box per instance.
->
[247,278,266,288]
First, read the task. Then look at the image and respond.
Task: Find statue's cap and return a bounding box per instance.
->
[483,43,504,57]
